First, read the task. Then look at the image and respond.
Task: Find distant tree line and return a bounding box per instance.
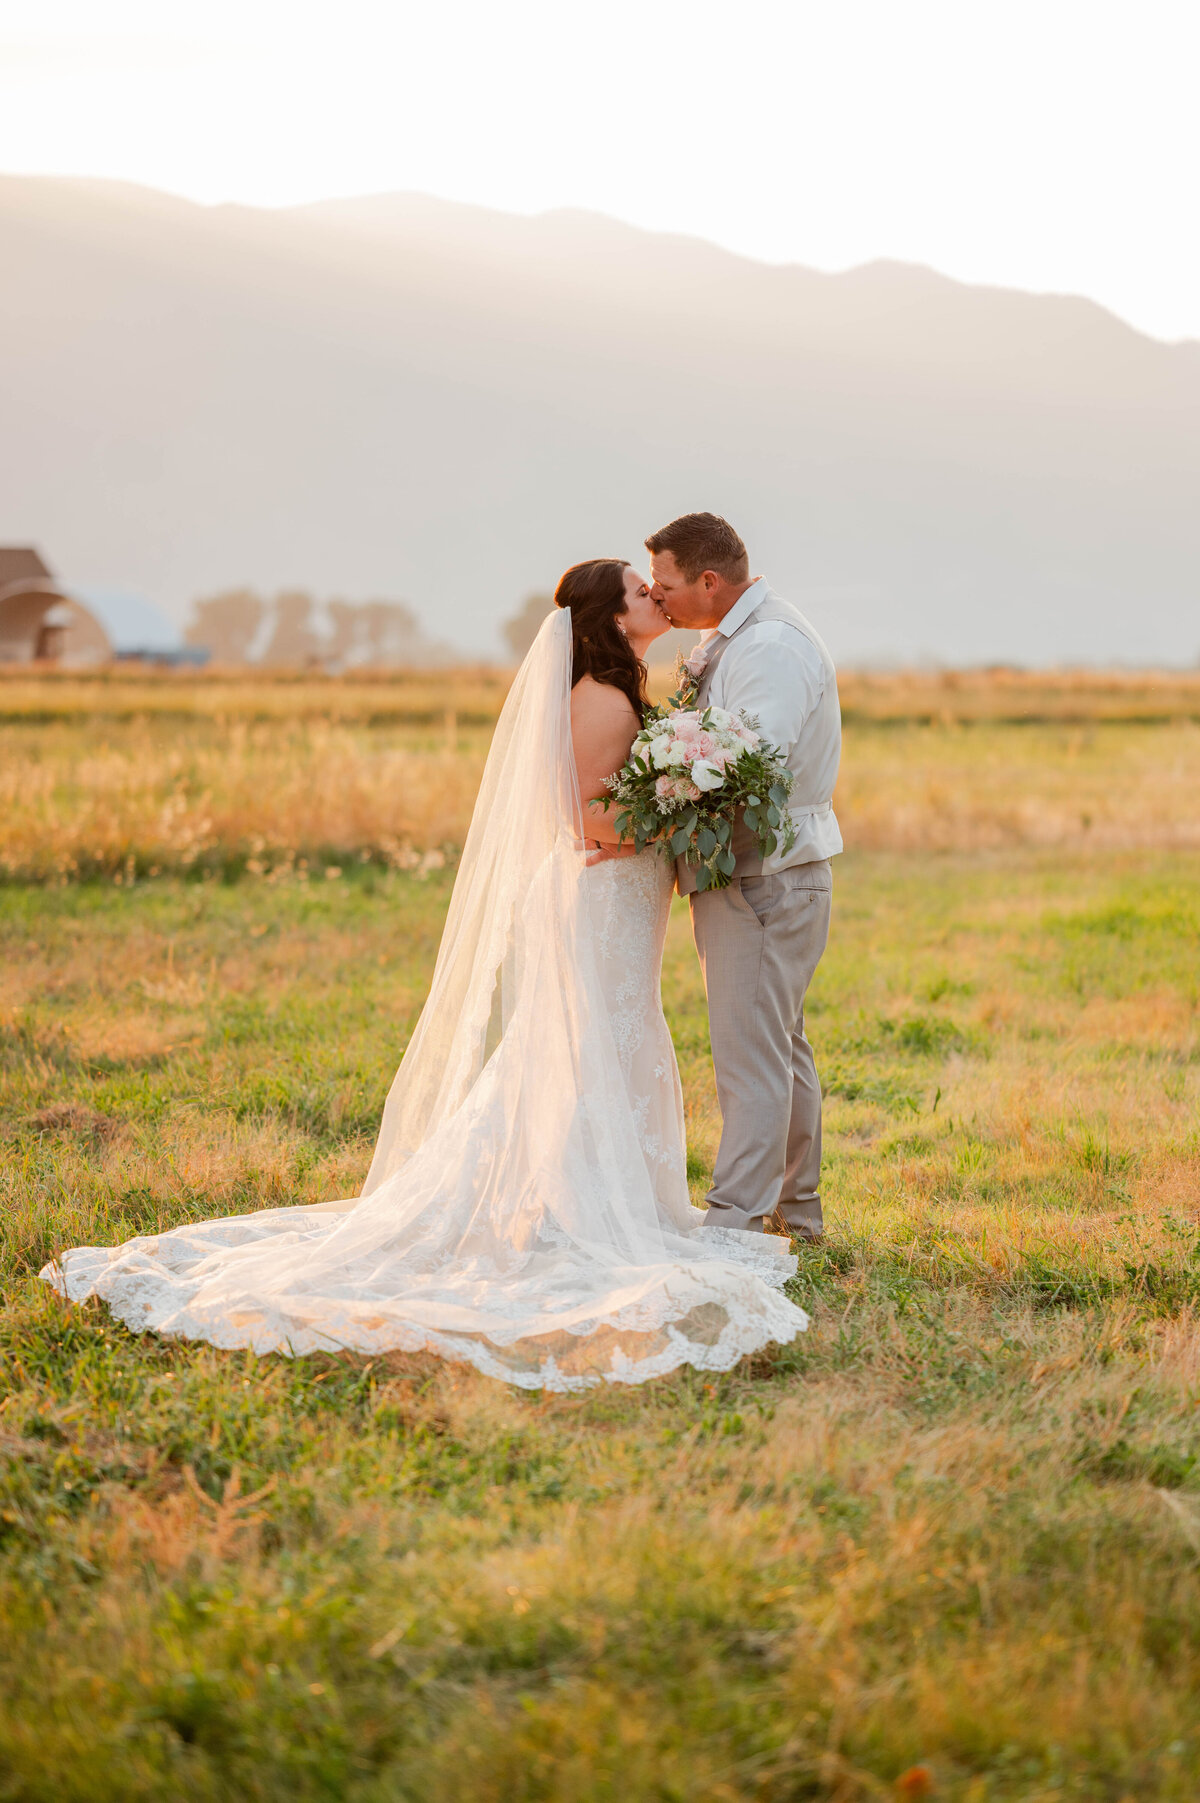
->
[185,589,456,669]
[502,593,555,659]
[185,585,692,669]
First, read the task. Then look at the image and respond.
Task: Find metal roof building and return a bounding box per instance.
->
[0,548,203,664]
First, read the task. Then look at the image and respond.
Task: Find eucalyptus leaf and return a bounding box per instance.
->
[695,865,712,891]
[715,847,736,877]
[697,827,717,857]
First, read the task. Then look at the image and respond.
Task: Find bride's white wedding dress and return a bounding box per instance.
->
[43,613,807,1389]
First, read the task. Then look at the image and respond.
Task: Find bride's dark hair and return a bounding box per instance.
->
[554,558,648,723]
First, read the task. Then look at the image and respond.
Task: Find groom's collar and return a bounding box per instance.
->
[713,575,769,641]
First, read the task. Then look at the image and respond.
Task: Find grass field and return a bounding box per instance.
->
[2,670,1199,1800]
[3,666,1199,882]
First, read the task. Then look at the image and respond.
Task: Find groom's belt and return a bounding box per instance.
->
[728,801,831,863]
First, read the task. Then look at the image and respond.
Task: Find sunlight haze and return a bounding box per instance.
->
[1,0,1197,343]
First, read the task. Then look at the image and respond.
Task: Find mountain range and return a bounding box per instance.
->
[1,174,1196,664]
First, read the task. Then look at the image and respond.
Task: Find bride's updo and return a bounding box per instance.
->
[554,558,649,723]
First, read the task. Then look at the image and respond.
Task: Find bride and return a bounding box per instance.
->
[43,560,808,1389]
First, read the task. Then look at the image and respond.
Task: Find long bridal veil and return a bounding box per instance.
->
[44,611,807,1388]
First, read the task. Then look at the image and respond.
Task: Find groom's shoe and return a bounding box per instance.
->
[771,1203,823,1244]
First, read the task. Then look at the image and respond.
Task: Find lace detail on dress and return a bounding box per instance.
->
[45,1207,805,1392]
[585,849,689,1205]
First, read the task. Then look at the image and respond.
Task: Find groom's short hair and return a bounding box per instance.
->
[645,513,749,584]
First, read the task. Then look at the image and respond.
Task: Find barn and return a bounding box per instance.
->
[0,547,201,664]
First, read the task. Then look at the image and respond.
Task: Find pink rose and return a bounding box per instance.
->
[655,775,674,799]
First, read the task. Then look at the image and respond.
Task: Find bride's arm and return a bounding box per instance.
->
[569,676,641,852]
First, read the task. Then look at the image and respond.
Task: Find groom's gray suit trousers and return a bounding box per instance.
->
[690,859,832,1238]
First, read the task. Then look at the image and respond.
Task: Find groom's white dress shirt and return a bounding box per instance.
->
[697,577,843,873]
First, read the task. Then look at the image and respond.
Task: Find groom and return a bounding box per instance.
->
[647,513,842,1242]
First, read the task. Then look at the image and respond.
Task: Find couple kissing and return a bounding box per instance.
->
[45,513,842,1394]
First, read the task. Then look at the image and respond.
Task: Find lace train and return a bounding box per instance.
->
[46,1214,804,1391]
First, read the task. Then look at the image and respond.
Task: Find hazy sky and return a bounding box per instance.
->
[1,0,1196,343]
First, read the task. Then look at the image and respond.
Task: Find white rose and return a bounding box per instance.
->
[706,707,734,729]
[690,758,725,791]
[665,742,690,767]
[649,734,672,769]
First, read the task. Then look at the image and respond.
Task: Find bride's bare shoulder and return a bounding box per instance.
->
[570,675,639,726]
[570,678,641,788]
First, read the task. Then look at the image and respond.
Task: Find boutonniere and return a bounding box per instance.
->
[670,644,709,710]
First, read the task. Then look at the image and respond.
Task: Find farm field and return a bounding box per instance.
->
[3,665,1199,883]
[1,669,1199,1801]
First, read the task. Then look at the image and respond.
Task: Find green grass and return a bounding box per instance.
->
[2,849,1199,1800]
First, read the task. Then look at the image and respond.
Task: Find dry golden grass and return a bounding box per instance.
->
[0,661,511,724]
[836,719,1200,852]
[836,665,1200,725]
[3,667,1199,882]
[0,716,488,881]
[6,660,1199,729]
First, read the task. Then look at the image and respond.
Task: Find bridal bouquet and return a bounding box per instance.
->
[603,700,796,891]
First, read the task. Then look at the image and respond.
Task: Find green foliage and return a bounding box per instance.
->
[1047,896,1200,941]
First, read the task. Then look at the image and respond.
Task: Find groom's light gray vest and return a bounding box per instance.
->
[675,586,843,896]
